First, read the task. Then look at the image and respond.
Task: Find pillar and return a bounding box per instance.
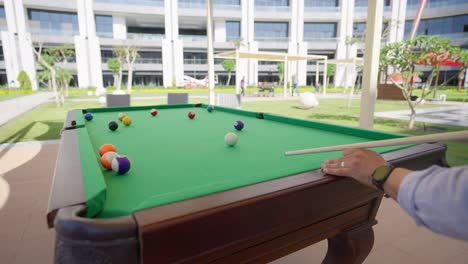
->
[76,0,103,90]
[3,0,37,90]
[359,0,384,129]
[335,0,355,88]
[113,15,127,40]
[163,0,183,87]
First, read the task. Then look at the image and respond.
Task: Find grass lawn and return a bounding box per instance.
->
[1,97,466,166]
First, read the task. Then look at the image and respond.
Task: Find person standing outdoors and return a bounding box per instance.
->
[240,76,245,96]
[458,68,465,92]
[292,75,299,96]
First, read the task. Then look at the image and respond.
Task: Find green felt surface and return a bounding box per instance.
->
[76,104,407,218]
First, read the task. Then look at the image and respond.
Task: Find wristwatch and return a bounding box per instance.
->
[371,165,395,192]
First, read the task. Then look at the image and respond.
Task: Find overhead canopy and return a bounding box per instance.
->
[328,58,364,65]
[215,50,327,62]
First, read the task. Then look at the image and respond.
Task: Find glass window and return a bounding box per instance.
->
[407,0,466,8]
[27,9,79,35]
[304,22,337,39]
[304,0,338,7]
[226,21,240,41]
[353,22,366,37]
[0,7,5,18]
[355,0,391,7]
[254,22,289,40]
[95,15,113,38]
[405,15,468,37]
[353,22,389,38]
[255,0,289,7]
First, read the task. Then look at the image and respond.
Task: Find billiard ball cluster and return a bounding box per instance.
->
[99,144,131,175]
[93,106,245,175]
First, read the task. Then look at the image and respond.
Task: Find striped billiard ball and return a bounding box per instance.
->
[234,120,244,131]
[111,156,131,175]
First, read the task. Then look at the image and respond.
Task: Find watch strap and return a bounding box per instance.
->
[372,165,395,192]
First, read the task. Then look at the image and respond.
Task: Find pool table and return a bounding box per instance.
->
[47,104,448,264]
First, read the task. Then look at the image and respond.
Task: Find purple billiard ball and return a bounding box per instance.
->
[234,120,244,131]
[111,156,131,175]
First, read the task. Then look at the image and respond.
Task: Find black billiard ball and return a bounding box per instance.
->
[108,121,118,131]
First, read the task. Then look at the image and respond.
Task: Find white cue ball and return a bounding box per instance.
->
[224,132,238,146]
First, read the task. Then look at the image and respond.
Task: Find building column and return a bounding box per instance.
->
[335,0,355,88]
[214,20,226,42]
[237,0,251,88]
[389,0,407,43]
[113,15,127,40]
[76,0,103,90]
[245,0,257,86]
[3,0,38,90]
[289,0,307,86]
[163,0,183,88]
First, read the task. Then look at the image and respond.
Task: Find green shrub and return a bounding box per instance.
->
[17,71,32,91]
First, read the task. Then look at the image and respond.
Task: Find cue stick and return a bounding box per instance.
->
[285,130,468,156]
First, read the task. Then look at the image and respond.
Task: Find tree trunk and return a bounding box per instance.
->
[113,74,118,89]
[408,108,416,130]
[64,81,69,97]
[48,79,52,91]
[118,66,123,91]
[127,64,134,93]
[433,69,440,99]
[51,71,61,107]
[226,72,231,86]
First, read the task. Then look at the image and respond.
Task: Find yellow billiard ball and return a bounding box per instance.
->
[122,116,132,126]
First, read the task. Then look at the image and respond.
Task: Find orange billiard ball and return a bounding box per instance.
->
[99,143,117,156]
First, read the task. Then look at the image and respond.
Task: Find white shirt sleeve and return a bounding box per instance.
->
[397,165,468,241]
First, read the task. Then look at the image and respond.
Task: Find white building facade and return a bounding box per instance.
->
[0,0,466,90]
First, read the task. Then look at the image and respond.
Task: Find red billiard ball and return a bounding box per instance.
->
[150,109,158,116]
[188,112,195,119]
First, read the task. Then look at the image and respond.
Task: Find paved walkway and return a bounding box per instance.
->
[376,104,468,127]
[0,92,55,126]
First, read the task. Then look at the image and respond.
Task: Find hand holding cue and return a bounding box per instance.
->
[285,130,468,156]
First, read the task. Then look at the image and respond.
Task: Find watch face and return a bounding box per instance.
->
[373,166,393,181]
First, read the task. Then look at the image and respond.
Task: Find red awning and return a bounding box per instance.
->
[416,52,462,67]
[388,73,422,83]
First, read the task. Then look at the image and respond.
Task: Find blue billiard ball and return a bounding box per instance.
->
[234,120,244,131]
[207,105,214,112]
[84,113,93,121]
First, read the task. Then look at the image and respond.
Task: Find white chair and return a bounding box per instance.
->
[167,93,189,104]
[217,93,241,109]
[106,94,130,107]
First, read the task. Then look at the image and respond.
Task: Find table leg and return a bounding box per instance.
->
[322,225,375,264]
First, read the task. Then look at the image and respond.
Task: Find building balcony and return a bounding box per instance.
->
[304,6,340,12]
[29,27,78,37]
[407,0,466,9]
[180,35,207,41]
[305,37,339,50]
[95,0,164,7]
[135,58,162,64]
[254,37,289,42]
[255,5,290,12]
[184,58,207,64]
[304,37,340,42]
[97,32,114,38]
[178,2,240,10]
[127,33,165,40]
